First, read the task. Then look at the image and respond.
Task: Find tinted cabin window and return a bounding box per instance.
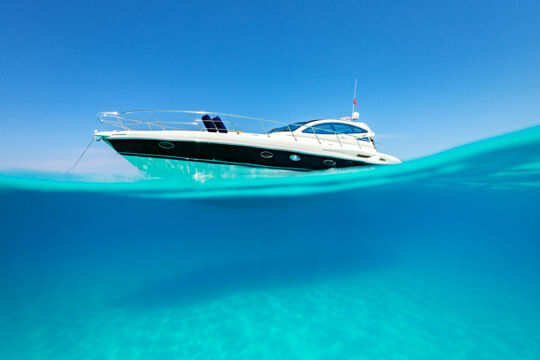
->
[332,123,367,134]
[302,122,368,135]
[350,126,368,134]
[302,123,335,134]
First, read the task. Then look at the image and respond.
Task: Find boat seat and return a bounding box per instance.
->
[212,116,228,133]
[202,114,217,132]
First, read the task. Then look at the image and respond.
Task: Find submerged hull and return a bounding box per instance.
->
[104,138,372,171]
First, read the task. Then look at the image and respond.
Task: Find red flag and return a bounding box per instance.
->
[353,99,357,106]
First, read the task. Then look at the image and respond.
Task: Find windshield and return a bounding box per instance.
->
[268,121,311,133]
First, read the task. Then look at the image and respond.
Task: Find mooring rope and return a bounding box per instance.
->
[67,136,95,173]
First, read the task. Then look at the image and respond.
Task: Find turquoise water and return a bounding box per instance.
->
[1,126,539,359]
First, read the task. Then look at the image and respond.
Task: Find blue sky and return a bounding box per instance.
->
[1,0,539,172]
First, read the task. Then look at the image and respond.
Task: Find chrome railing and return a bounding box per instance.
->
[97,110,374,152]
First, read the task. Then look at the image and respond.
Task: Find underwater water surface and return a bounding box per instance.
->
[1,126,540,359]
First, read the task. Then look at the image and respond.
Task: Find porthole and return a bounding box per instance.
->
[324,159,336,166]
[289,154,301,162]
[158,141,175,150]
[260,151,273,159]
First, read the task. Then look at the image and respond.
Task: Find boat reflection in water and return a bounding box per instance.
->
[124,154,297,183]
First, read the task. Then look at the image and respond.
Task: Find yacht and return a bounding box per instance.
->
[94,110,401,172]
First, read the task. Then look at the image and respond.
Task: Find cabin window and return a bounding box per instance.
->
[158,142,175,149]
[332,123,367,134]
[302,123,335,135]
[323,159,336,166]
[302,122,368,135]
[289,154,301,161]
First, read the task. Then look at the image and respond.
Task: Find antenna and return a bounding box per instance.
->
[351,78,359,120]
